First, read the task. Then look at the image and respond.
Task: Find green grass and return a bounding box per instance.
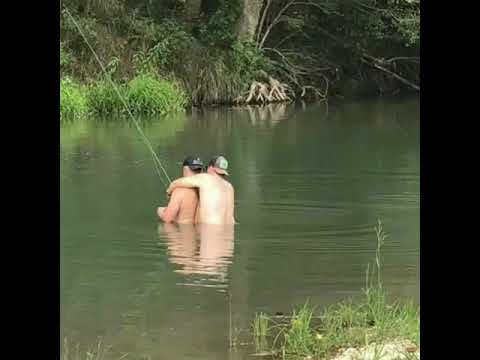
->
[62,337,127,360]
[253,312,270,338]
[85,73,187,116]
[126,73,188,115]
[86,79,126,115]
[60,77,88,121]
[65,73,188,118]
[282,302,316,357]
[251,220,420,359]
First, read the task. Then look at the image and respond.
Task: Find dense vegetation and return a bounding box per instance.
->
[60,0,420,118]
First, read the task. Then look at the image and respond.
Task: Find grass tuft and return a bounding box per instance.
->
[61,77,88,121]
[250,219,420,359]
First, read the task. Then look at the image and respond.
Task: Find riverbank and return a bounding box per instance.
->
[60,1,419,119]
[251,289,419,359]
[250,221,420,359]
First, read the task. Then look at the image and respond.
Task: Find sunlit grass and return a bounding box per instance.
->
[61,77,88,121]
[251,220,420,359]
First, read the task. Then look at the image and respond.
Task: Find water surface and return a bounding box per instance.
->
[60,98,420,359]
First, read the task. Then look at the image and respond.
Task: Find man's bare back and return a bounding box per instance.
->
[167,171,235,225]
[157,187,199,224]
[195,174,235,225]
[157,156,203,224]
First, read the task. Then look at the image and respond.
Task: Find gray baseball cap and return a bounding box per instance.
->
[208,155,229,176]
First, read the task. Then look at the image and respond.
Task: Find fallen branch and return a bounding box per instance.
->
[361,55,420,91]
[384,56,420,64]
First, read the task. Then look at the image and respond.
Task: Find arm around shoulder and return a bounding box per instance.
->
[167,174,209,195]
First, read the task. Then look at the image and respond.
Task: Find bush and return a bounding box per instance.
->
[60,42,73,74]
[60,77,88,120]
[131,19,195,75]
[198,1,241,48]
[126,73,188,115]
[86,78,126,115]
[229,41,273,82]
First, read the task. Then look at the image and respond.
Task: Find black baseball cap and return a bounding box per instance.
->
[182,156,204,170]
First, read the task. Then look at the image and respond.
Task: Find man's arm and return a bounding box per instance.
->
[157,190,182,223]
[166,174,208,195]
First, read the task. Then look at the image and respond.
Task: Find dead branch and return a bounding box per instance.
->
[263,47,330,98]
[258,0,297,50]
[255,0,272,44]
[384,56,420,64]
[361,55,420,91]
[257,0,339,50]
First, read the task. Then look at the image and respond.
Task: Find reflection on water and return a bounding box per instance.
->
[160,223,235,289]
[244,103,290,127]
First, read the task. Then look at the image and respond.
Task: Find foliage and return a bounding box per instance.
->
[60,42,74,74]
[132,19,195,74]
[86,73,187,115]
[126,73,188,115]
[60,77,88,121]
[60,0,420,104]
[198,0,241,48]
[86,78,126,115]
[229,41,273,82]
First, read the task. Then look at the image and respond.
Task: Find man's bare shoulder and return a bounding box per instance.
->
[224,179,234,191]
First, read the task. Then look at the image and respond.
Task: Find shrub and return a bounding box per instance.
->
[60,77,88,120]
[86,78,126,115]
[126,73,188,115]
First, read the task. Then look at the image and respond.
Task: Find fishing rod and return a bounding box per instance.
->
[61,6,172,188]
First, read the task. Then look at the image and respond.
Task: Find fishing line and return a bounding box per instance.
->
[62,6,172,187]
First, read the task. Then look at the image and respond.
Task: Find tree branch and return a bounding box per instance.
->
[361,56,420,91]
[384,56,420,63]
[258,0,297,49]
[255,0,272,45]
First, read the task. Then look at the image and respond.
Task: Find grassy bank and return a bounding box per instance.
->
[60,1,419,115]
[251,220,420,359]
[60,73,187,121]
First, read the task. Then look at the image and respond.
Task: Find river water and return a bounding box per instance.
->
[60,97,419,359]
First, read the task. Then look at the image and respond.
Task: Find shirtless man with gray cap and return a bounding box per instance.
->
[166,155,236,225]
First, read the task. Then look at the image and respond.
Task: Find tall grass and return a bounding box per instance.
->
[62,337,127,360]
[282,303,316,357]
[251,219,420,359]
[177,42,272,106]
[86,79,126,115]
[60,77,88,121]
[253,312,270,338]
[182,57,245,106]
[126,73,188,115]
[86,73,187,116]
[73,73,189,117]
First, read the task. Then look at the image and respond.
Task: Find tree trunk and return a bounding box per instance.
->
[183,0,202,21]
[236,0,264,42]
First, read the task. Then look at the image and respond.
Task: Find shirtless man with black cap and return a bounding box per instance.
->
[157,156,203,224]
[166,155,236,225]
